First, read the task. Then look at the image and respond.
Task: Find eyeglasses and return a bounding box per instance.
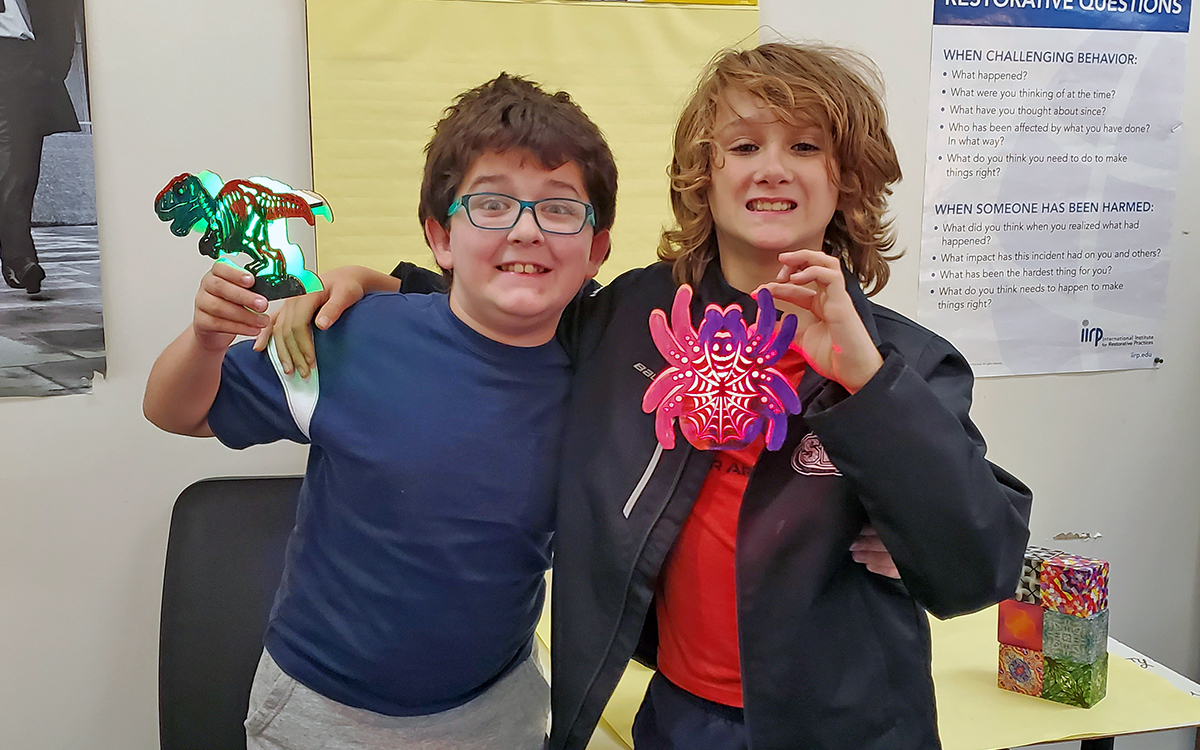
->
[447,193,596,236]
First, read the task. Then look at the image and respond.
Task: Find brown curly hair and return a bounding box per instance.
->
[659,43,902,295]
[420,73,618,281]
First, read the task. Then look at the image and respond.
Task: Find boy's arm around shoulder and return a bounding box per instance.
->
[143,263,270,437]
[805,318,1033,619]
[255,264,403,379]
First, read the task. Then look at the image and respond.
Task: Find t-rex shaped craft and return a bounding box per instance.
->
[155,171,331,299]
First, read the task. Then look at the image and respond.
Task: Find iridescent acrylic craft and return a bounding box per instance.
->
[155,172,331,299]
[642,285,801,451]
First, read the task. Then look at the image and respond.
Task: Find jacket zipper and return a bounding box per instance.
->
[622,443,663,518]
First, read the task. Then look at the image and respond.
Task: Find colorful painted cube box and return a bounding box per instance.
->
[998,599,1043,651]
[999,644,1044,696]
[997,546,1108,708]
[1042,553,1109,618]
[1044,653,1109,708]
[1044,609,1108,664]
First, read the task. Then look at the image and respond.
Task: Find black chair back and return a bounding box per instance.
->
[159,476,301,750]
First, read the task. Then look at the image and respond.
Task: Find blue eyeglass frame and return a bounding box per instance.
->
[447,192,596,235]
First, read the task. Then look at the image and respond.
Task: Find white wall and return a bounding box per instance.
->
[2,0,1197,748]
[0,0,311,746]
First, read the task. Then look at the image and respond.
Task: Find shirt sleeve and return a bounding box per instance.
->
[805,339,1032,619]
[207,339,313,449]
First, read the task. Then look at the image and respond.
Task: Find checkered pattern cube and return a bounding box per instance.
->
[997,546,1108,708]
[1014,545,1059,604]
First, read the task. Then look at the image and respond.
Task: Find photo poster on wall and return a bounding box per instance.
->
[918,1,1191,377]
[305,0,757,284]
[0,0,105,397]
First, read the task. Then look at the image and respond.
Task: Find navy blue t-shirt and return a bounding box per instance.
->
[207,292,568,715]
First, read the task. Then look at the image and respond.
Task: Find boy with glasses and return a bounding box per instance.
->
[143,73,615,750]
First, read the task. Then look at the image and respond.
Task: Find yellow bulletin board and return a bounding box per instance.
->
[306,0,758,283]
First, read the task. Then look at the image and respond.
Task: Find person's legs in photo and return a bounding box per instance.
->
[0,82,46,295]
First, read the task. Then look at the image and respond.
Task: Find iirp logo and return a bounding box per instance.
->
[1081,320,1103,347]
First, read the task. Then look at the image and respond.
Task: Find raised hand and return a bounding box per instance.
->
[763,249,882,394]
[144,261,268,437]
[193,262,269,352]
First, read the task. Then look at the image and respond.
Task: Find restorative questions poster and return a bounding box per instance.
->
[919,0,1191,376]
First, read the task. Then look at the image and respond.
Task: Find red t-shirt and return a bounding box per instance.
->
[655,346,805,707]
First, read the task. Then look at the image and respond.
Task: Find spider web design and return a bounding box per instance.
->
[679,336,775,446]
[642,284,801,451]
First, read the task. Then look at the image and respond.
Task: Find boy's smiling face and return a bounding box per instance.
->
[426,149,610,347]
[708,89,840,277]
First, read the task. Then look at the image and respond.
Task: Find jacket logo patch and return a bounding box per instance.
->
[634,362,657,380]
[791,432,841,476]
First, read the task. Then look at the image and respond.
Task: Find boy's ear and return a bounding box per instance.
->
[425,217,453,272]
[585,228,611,278]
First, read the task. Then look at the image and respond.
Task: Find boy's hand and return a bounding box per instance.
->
[850,525,901,579]
[252,265,372,377]
[763,249,883,394]
[194,262,269,352]
[253,289,328,378]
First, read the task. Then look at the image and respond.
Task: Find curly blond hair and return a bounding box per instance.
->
[659,43,902,295]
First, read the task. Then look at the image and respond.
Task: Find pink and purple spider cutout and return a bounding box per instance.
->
[642,285,802,452]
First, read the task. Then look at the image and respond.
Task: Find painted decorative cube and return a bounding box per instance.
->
[1041,553,1109,618]
[997,546,1108,708]
[1043,653,1109,708]
[998,599,1043,651]
[1043,609,1108,664]
[998,644,1044,696]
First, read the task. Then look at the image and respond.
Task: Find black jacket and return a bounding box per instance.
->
[397,260,1033,750]
[551,261,1030,750]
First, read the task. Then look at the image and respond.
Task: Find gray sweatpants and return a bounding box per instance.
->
[245,648,548,750]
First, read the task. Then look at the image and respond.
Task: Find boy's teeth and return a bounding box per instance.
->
[500,263,545,274]
[749,200,794,211]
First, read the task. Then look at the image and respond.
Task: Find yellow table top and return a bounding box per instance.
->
[578,605,1200,750]
[932,606,1200,749]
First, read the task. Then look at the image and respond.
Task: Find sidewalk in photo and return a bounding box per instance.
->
[0,225,106,397]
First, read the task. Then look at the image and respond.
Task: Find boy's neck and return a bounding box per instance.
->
[718,251,783,296]
[715,247,810,320]
[446,293,557,348]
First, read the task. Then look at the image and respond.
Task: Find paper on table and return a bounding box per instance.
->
[932,606,1200,749]
[542,599,1200,749]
